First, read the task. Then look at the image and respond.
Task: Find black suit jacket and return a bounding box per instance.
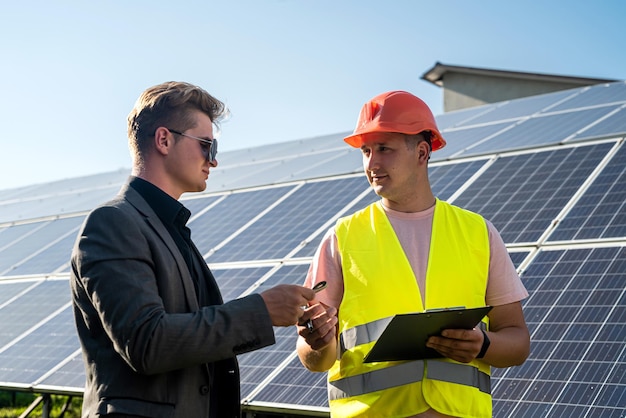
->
[70,183,275,417]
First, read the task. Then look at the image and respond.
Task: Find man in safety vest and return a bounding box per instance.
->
[296,90,530,418]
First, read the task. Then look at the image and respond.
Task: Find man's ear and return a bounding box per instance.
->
[154,127,171,155]
[418,140,431,162]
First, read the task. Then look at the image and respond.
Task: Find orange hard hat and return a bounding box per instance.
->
[344,90,446,151]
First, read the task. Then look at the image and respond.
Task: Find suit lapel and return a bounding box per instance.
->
[123,185,200,311]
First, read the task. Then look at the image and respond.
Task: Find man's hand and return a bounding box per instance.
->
[426,328,485,363]
[295,301,338,372]
[426,302,530,367]
[260,284,315,327]
[297,302,338,351]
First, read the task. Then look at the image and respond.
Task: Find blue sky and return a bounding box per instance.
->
[1,0,625,190]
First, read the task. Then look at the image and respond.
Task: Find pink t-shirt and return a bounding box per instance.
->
[305,202,528,418]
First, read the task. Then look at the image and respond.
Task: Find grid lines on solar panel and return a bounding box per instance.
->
[570,106,626,141]
[249,355,329,407]
[466,89,579,126]
[0,281,39,306]
[0,222,44,250]
[491,247,626,416]
[0,305,78,385]
[210,266,273,302]
[434,122,513,161]
[0,186,118,224]
[452,142,614,243]
[429,160,487,201]
[206,148,355,192]
[548,81,626,113]
[434,104,496,130]
[189,186,295,256]
[237,264,309,400]
[8,227,84,276]
[0,217,84,276]
[548,143,626,241]
[35,351,86,391]
[508,251,529,268]
[180,195,221,216]
[466,106,621,157]
[279,148,363,182]
[0,279,71,350]
[208,177,370,263]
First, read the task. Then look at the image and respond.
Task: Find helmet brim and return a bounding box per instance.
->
[344,129,446,151]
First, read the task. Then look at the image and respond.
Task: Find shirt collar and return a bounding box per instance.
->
[129,176,190,227]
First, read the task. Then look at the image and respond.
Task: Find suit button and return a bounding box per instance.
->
[199,385,210,395]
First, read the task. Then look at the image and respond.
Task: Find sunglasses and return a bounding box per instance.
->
[167,128,218,162]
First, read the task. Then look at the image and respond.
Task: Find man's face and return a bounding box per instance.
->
[166,110,217,195]
[360,132,423,204]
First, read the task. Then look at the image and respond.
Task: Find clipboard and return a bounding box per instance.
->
[363,306,492,363]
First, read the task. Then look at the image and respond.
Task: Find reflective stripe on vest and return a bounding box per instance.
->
[328,360,491,400]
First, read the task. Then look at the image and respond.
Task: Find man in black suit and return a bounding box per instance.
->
[70,81,315,418]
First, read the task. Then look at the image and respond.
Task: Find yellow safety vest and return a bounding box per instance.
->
[330,199,491,418]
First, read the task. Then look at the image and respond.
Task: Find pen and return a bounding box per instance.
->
[312,281,327,293]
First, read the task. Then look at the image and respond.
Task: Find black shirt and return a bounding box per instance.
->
[129,176,205,300]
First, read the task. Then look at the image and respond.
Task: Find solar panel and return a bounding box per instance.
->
[465,89,578,125]
[569,106,626,142]
[548,81,626,112]
[0,279,69,350]
[452,142,614,243]
[508,251,530,268]
[179,195,222,216]
[190,185,296,257]
[466,106,621,156]
[0,280,40,306]
[7,232,78,276]
[0,222,45,250]
[435,122,514,161]
[492,246,626,417]
[211,266,274,302]
[248,355,328,407]
[236,264,310,399]
[35,351,85,393]
[0,217,84,276]
[548,142,626,241]
[435,104,498,130]
[0,80,625,417]
[429,159,489,200]
[208,177,370,263]
[0,185,119,224]
[0,305,77,386]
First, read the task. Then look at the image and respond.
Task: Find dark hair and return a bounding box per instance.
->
[404,130,432,151]
[127,81,229,166]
